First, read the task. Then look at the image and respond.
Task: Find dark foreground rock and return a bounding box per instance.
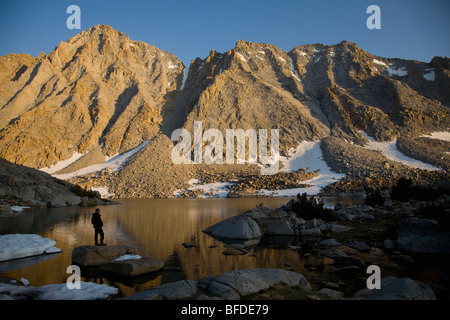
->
[353,276,436,300]
[121,268,311,300]
[71,245,136,266]
[395,218,450,255]
[100,257,164,277]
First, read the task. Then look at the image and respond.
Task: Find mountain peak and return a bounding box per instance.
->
[0,26,449,194]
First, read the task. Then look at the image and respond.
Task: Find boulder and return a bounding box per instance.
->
[210,219,262,240]
[353,276,436,300]
[319,238,342,247]
[71,245,136,266]
[257,217,296,235]
[317,288,344,300]
[349,241,371,253]
[122,280,198,300]
[319,249,364,267]
[396,218,450,254]
[319,223,354,232]
[300,227,322,237]
[100,257,164,277]
[208,268,311,300]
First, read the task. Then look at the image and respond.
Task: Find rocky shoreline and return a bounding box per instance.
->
[0,158,114,215]
[1,179,448,300]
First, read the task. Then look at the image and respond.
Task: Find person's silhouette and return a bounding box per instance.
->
[91,208,105,245]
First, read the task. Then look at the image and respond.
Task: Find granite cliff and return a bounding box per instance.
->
[1,25,449,199]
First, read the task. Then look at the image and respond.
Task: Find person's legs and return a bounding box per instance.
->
[99,228,104,245]
[94,228,99,245]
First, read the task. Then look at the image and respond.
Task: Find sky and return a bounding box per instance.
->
[0,0,449,66]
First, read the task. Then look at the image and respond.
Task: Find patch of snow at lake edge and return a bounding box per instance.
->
[0,282,118,300]
[10,206,31,212]
[0,234,60,262]
[91,186,115,199]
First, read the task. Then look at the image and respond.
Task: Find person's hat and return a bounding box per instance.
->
[95,208,100,212]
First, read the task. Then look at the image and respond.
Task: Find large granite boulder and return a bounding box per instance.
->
[121,268,311,300]
[72,245,136,266]
[207,218,263,240]
[100,257,164,277]
[396,218,450,254]
[207,268,311,300]
[353,276,436,300]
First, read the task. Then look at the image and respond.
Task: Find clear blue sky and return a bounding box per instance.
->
[0,0,449,66]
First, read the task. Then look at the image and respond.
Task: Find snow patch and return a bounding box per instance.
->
[235,52,247,62]
[0,282,118,300]
[420,131,450,142]
[112,254,142,261]
[289,57,302,83]
[423,68,435,81]
[373,59,408,77]
[253,140,346,197]
[180,66,189,90]
[273,140,346,195]
[91,186,115,199]
[40,152,87,174]
[173,141,346,197]
[168,61,178,69]
[360,131,440,171]
[373,59,387,66]
[10,206,30,212]
[0,234,60,262]
[52,141,149,180]
[386,65,408,77]
[173,179,234,198]
[299,51,307,56]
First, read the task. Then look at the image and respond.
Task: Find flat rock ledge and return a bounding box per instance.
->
[72,245,137,266]
[72,245,164,277]
[100,257,164,277]
[121,268,311,300]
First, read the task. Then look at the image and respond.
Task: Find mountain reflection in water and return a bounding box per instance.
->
[1,196,363,297]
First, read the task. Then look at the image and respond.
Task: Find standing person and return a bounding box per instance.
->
[91,208,105,246]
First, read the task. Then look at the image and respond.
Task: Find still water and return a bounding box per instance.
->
[1,196,366,297]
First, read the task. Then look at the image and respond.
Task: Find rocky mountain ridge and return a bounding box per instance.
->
[0,24,449,199]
